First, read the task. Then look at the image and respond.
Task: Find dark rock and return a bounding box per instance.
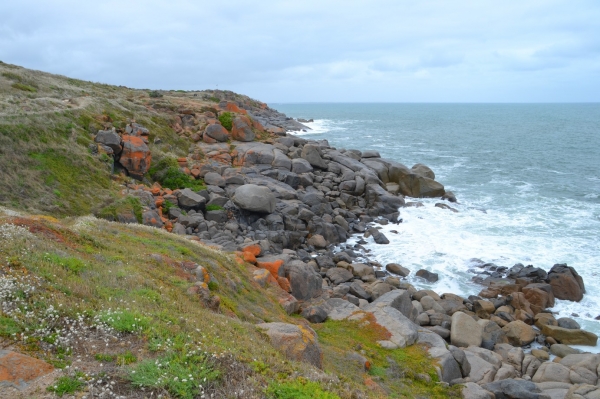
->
[232,184,276,213]
[284,260,323,301]
[482,379,545,399]
[301,306,328,323]
[416,269,439,283]
[205,210,227,223]
[204,124,230,142]
[326,267,354,285]
[547,263,585,302]
[349,282,371,301]
[177,188,206,211]
[95,129,122,154]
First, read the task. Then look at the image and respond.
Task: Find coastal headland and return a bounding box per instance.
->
[0,62,598,399]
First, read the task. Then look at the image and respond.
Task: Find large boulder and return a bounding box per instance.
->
[119,135,151,179]
[232,184,276,213]
[547,264,585,302]
[204,124,230,142]
[502,320,536,346]
[0,350,55,391]
[364,184,405,214]
[532,362,571,384]
[461,382,494,399]
[483,379,547,399]
[411,163,435,179]
[366,304,419,348]
[541,325,598,346]
[326,267,354,285]
[291,158,313,174]
[231,116,255,142]
[284,260,322,301]
[451,312,483,348]
[365,289,417,322]
[95,129,122,154]
[177,188,206,211]
[301,144,328,169]
[257,322,322,368]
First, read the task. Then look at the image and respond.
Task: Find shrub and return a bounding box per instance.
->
[267,379,340,399]
[12,82,37,92]
[161,167,205,191]
[47,374,85,396]
[148,90,163,98]
[218,112,234,131]
[97,196,143,224]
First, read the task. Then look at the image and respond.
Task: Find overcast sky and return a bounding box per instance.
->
[1,1,599,102]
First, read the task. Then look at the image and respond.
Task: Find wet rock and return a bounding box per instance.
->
[416,269,439,283]
[547,264,585,302]
[386,263,410,277]
[557,317,580,330]
[541,325,598,346]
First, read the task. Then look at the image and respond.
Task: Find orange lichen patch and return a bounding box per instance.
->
[256,259,284,279]
[361,312,392,341]
[150,183,162,196]
[120,135,151,179]
[253,268,278,287]
[223,101,248,115]
[182,167,191,175]
[6,217,67,245]
[242,244,261,257]
[276,276,291,292]
[235,256,245,265]
[0,351,54,389]
[364,376,382,390]
[242,251,256,264]
[251,118,265,132]
[190,169,201,178]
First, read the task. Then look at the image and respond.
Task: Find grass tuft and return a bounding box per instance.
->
[267,379,340,399]
[47,373,85,396]
[218,112,234,131]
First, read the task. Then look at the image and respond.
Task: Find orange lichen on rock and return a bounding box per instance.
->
[276,276,291,292]
[256,259,283,279]
[0,351,54,390]
[223,101,248,115]
[242,244,262,257]
[119,135,151,179]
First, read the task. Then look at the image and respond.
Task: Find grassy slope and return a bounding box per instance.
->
[0,62,461,398]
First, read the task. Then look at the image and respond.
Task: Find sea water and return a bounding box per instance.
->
[273,103,600,348]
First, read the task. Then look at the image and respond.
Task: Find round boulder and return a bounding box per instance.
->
[232,184,276,213]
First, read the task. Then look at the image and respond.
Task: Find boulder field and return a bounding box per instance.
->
[93,99,597,399]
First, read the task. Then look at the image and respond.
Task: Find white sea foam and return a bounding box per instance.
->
[293,119,349,136]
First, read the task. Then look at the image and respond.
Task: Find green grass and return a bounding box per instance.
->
[98,309,149,333]
[129,351,220,399]
[148,157,206,191]
[47,373,85,396]
[218,112,234,131]
[267,379,340,399]
[0,315,21,337]
[12,82,37,92]
[44,253,87,274]
[97,196,143,224]
[94,353,116,362]
[206,204,224,211]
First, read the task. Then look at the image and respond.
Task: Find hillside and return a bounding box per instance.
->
[0,62,458,398]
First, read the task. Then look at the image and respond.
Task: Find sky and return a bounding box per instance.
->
[1,1,599,102]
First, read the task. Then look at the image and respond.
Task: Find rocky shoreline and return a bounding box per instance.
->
[94,98,599,399]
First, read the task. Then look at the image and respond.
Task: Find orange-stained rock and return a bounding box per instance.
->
[151,183,162,196]
[231,116,255,142]
[183,167,191,175]
[190,169,201,178]
[257,322,322,368]
[277,276,291,292]
[256,259,284,279]
[164,188,173,195]
[235,256,245,265]
[118,135,151,180]
[155,196,164,207]
[0,350,54,390]
[251,118,265,132]
[242,244,262,257]
[243,251,257,264]
[253,269,278,287]
[203,133,218,143]
[222,101,248,115]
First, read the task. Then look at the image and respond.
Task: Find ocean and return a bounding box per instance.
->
[273,103,600,349]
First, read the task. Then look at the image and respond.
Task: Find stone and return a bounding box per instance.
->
[367,304,419,348]
[421,295,445,313]
[412,163,435,179]
[557,317,580,330]
[302,306,328,323]
[479,320,508,350]
[284,260,322,301]
[291,158,313,174]
[231,116,255,142]
[232,184,276,213]
[502,320,536,346]
[386,263,410,277]
[534,313,558,329]
[307,234,328,249]
[532,362,571,384]
[326,267,354,285]
[204,172,226,187]
[547,264,585,302]
[428,347,462,382]
[324,298,360,320]
[461,382,494,399]
[204,123,230,142]
[541,325,598,346]
[531,349,550,361]
[119,135,151,179]
[451,312,483,348]
[142,210,163,228]
[522,354,542,378]
[566,384,600,399]
[95,129,122,154]
[0,350,55,391]
[348,281,371,301]
[416,269,439,283]
[301,144,327,169]
[464,351,498,384]
[349,263,375,278]
[550,344,581,358]
[483,379,547,399]
[257,323,322,368]
[366,289,417,322]
[177,188,206,211]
